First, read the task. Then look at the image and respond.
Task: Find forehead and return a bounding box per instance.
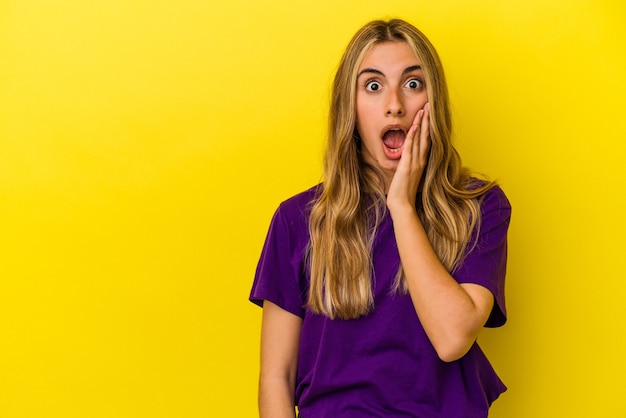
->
[358,41,421,72]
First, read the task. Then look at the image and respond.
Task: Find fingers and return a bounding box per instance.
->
[388,103,430,204]
[408,103,430,167]
[419,103,431,164]
[404,110,421,155]
[410,110,423,165]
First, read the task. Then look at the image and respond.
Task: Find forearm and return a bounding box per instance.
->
[389,203,491,362]
[259,301,301,418]
[259,375,297,418]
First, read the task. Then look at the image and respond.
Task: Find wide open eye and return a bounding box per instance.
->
[365,80,382,92]
[405,78,423,90]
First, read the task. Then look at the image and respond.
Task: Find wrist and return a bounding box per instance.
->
[387,199,417,218]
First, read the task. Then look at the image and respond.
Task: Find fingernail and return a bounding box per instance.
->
[425,103,430,111]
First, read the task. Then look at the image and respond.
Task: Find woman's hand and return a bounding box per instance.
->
[386,102,430,211]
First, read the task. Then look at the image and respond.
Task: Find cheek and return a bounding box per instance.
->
[355,103,377,132]
[355,94,379,117]
[355,118,374,141]
[409,93,429,111]
[354,109,366,134]
[355,101,367,123]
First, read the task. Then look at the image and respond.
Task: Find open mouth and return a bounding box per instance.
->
[382,127,406,156]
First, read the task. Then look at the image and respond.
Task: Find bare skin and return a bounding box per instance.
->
[258,301,301,418]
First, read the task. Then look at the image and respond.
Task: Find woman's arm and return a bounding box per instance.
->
[388,204,494,362]
[259,300,302,418]
[386,104,494,362]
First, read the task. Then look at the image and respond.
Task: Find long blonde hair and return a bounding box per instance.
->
[308,19,495,319]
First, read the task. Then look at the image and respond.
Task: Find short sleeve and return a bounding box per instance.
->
[249,202,309,318]
[453,185,512,328]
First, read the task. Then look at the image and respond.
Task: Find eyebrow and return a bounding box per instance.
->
[357,65,422,78]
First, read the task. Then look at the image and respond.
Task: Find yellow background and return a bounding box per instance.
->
[1,0,625,416]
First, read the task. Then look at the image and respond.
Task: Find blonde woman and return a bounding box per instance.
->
[250,18,511,418]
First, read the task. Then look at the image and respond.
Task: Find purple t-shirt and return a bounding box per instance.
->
[250,184,511,418]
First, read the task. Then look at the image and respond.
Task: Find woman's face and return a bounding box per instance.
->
[355,41,429,183]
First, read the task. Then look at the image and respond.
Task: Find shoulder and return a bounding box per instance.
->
[279,184,321,209]
[268,184,321,238]
[465,178,511,218]
[469,182,511,250]
[480,183,511,222]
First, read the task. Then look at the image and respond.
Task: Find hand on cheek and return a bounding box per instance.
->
[387,102,431,210]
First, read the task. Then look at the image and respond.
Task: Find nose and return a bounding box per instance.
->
[385,89,404,116]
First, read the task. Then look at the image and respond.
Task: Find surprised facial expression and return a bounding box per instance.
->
[355,41,429,182]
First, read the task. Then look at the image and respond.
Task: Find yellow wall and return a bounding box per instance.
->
[1,0,624,416]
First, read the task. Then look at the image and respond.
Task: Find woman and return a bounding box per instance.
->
[250,18,511,418]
